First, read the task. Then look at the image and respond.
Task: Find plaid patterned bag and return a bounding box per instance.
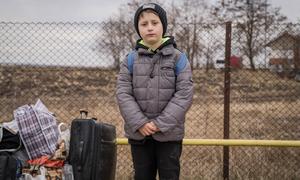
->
[14,103,59,160]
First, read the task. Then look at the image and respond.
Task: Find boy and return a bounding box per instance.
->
[116,3,193,180]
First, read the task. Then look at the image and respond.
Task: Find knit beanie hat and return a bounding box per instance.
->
[134,3,167,37]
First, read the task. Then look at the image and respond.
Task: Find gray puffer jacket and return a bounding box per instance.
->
[116,37,193,142]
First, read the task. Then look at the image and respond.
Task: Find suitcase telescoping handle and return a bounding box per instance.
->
[80,109,88,119]
[79,109,97,121]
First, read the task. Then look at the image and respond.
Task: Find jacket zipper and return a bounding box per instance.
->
[157,54,161,113]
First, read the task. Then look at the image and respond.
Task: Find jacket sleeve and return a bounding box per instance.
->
[153,56,194,133]
[116,55,148,133]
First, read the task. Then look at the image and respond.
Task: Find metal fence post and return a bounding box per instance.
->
[223,21,232,180]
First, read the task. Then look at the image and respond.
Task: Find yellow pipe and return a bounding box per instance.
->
[116,138,300,147]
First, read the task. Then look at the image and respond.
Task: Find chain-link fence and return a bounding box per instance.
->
[1,21,300,179]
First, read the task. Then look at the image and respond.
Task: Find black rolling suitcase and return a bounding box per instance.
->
[0,152,17,180]
[68,110,117,180]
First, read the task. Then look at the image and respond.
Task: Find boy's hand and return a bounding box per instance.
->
[149,121,160,132]
[138,122,160,136]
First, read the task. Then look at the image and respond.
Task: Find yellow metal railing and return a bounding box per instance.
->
[116,138,300,147]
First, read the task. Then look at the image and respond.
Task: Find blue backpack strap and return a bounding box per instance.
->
[127,50,136,74]
[175,53,188,76]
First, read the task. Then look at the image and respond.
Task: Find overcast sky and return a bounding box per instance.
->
[0,0,299,22]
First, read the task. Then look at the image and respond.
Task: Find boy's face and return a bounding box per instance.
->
[138,11,163,46]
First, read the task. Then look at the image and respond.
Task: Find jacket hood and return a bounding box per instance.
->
[135,36,177,52]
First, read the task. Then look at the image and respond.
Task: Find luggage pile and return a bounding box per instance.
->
[0,99,117,180]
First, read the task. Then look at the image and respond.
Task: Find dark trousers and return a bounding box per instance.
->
[129,137,182,180]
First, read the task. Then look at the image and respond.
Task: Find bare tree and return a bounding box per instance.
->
[168,0,213,70]
[212,0,286,70]
[100,19,134,69]
[201,24,224,71]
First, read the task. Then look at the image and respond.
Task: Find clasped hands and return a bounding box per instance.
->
[138,121,160,136]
